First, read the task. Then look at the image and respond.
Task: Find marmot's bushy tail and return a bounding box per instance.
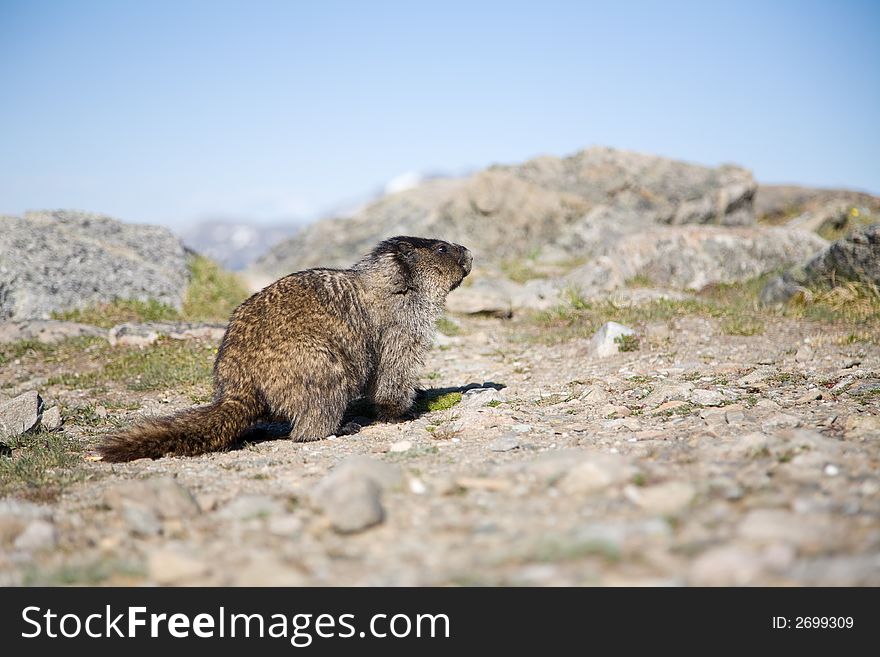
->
[98,395,261,462]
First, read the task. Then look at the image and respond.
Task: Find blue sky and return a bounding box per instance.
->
[1,0,878,228]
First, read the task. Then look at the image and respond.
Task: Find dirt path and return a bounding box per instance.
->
[1,312,878,586]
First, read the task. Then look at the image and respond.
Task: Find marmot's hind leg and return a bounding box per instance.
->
[272,389,348,442]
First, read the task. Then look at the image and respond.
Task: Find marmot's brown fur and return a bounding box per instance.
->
[98,236,472,461]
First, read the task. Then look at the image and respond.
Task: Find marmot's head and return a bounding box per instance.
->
[371,236,472,295]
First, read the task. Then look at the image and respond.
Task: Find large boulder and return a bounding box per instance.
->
[761,223,880,304]
[253,147,757,277]
[0,210,190,320]
[567,225,827,295]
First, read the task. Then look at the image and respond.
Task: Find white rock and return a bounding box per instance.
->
[588,322,636,358]
[689,389,724,406]
[389,440,413,453]
[13,520,57,551]
[511,424,533,434]
[459,387,505,408]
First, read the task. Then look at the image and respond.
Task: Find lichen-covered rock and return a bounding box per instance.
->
[0,210,189,320]
[761,223,880,304]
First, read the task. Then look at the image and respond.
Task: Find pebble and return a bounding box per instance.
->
[689,389,724,406]
[12,520,57,551]
[489,434,520,452]
[389,440,413,453]
[215,495,285,521]
[312,469,385,533]
[148,547,210,585]
[625,481,696,514]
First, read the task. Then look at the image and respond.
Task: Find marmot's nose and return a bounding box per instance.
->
[459,248,473,275]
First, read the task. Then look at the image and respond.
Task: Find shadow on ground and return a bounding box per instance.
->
[232,381,506,449]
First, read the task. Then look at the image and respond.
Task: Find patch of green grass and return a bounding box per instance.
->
[181,255,250,321]
[51,255,248,328]
[0,429,86,501]
[416,391,461,413]
[0,336,105,368]
[785,281,880,327]
[486,399,502,408]
[436,315,461,336]
[816,209,874,242]
[614,333,640,352]
[721,316,765,336]
[53,298,179,328]
[522,272,879,345]
[23,559,145,586]
[529,535,621,563]
[625,273,654,288]
[500,259,546,284]
[47,339,215,392]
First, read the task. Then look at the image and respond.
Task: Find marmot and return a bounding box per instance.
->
[98,236,472,461]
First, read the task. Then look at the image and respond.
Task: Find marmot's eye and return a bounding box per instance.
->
[436,245,448,254]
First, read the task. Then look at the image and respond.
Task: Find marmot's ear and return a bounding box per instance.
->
[390,256,414,294]
[396,239,415,256]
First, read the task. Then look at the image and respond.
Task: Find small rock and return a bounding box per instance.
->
[267,515,303,537]
[580,386,608,404]
[13,520,57,551]
[689,389,724,406]
[408,477,428,495]
[94,405,109,418]
[40,406,62,431]
[602,404,632,418]
[655,400,689,413]
[795,344,814,363]
[122,506,162,536]
[511,424,533,434]
[588,322,636,358]
[489,434,520,452]
[389,440,413,453]
[103,477,200,520]
[626,481,696,514]
[689,546,764,586]
[148,547,210,584]
[725,408,746,425]
[848,380,880,396]
[643,382,694,407]
[232,554,305,586]
[823,464,839,477]
[557,454,635,495]
[332,456,404,490]
[0,391,42,439]
[0,516,25,544]
[844,414,880,440]
[459,387,506,408]
[215,495,284,520]
[312,469,385,533]
[737,509,833,550]
[796,390,823,404]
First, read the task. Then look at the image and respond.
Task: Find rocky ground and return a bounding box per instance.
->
[1,305,878,586]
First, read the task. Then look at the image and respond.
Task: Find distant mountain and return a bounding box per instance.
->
[180,220,300,271]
